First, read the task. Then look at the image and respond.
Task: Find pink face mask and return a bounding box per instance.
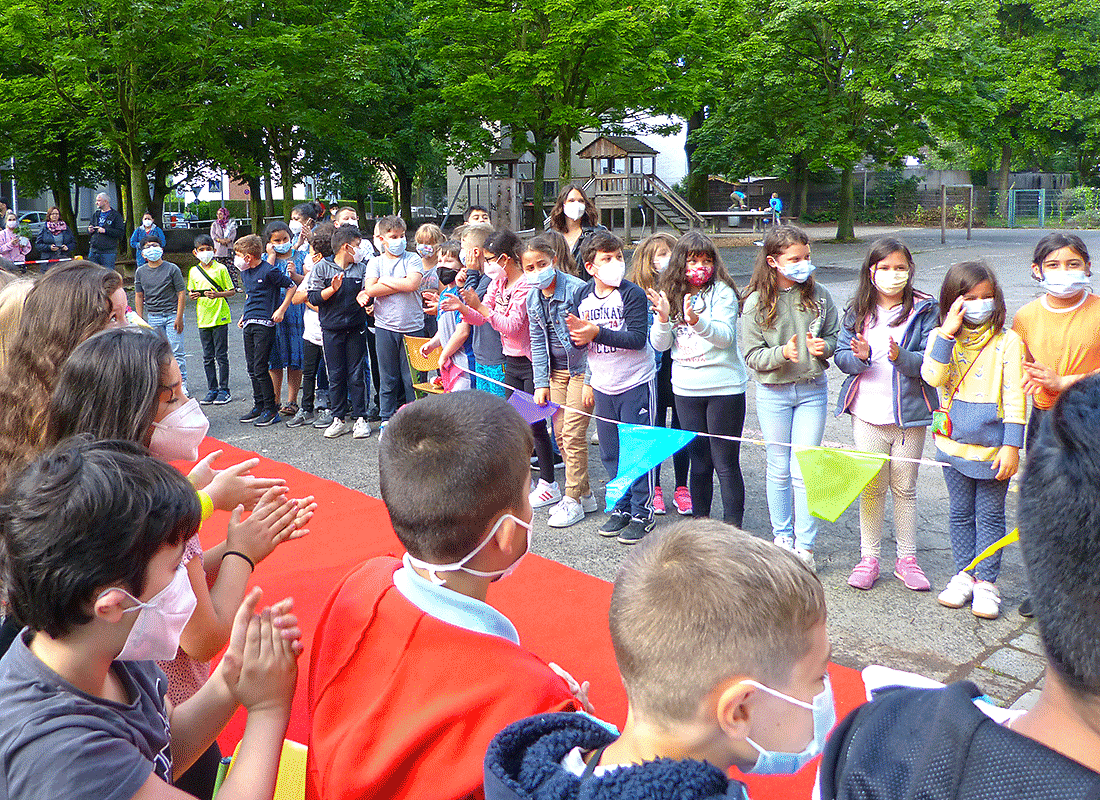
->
[685,261,714,287]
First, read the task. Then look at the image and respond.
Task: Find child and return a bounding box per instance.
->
[235,233,295,427]
[567,230,656,544]
[524,234,594,528]
[449,230,559,509]
[187,234,235,405]
[649,231,747,527]
[307,224,371,439]
[289,222,335,429]
[833,238,939,591]
[129,211,166,266]
[306,392,581,800]
[465,204,492,226]
[820,377,1100,797]
[743,225,839,570]
[134,235,188,393]
[418,241,473,392]
[457,224,507,397]
[415,223,446,340]
[631,231,690,515]
[769,192,783,223]
[0,439,303,800]
[485,519,833,798]
[359,215,424,426]
[921,261,1024,620]
[263,221,307,418]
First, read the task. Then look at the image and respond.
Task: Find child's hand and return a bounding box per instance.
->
[226,486,303,566]
[331,272,343,292]
[565,313,599,346]
[220,589,301,716]
[356,289,371,308]
[582,385,594,409]
[534,388,550,406]
[189,290,202,300]
[1022,360,1063,395]
[205,456,288,512]
[782,334,800,362]
[683,294,699,326]
[460,287,480,310]
[807,333,827,358]
[419,342,434,358]
[888,336,900,361]
[646,288,670,323]
[272,308,285,324]
[992,445,1019,481]
[942,296,966,337]
[851,333,870,361]
[549,662,595,716]
[238,318,244,329]
[188,449,222,490]
[439,293,463,313]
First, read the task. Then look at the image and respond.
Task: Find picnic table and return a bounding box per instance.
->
[697,208,779,233]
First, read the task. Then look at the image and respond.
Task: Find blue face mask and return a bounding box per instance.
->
[744,674,836,775]
[143,246,163,262]
[385,236,407,257]
[272,240,293,254]
[778,259,815,284]
[532,265,557,290]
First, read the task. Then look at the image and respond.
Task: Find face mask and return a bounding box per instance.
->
[354,243,372,263]
[532,265,557,290]
[484,257,506,280]
[272,240,293,254]
[149,397,210,462]
[778,259,815,284]
[598,258,626,288]
[196,250,215,265]
[962,298,995,325]
[437,267,459,285]
[872,268,909,295]
[416,243,435,259]
[385,236,407,257]
[563,201,587,221]
[142,218,153,228]
[143,246,163,262]
[105,563,198,661]
[459,250,468,267]
[288,219,304,235]
[406,512,532,585]
[1039,269,1090,299]
[6,219,16,229]
[745,674,836,775]
[686,261,714,288]
[234,254,249,270]
[654,254,671,273]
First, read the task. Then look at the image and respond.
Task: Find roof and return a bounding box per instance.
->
[577,136,659,158]
[487,148,525,162]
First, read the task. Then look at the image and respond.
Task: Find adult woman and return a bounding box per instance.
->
[548,183,606,275]
[0,211,31,269]
[33,207,76,267]
[128,209,167,266]
[210,206,240,289]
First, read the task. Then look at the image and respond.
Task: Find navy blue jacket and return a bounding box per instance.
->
[240,261,294,322]
[484,712,748,800]
[834,296,939,428]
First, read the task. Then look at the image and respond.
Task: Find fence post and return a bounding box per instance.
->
[1038,188,1046,228]
[968,185,973,240]
[1008,191,1016,228]
[941,184,947,244]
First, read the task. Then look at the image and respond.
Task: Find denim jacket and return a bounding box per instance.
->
[528,270,588,387]
[834,295,940,427]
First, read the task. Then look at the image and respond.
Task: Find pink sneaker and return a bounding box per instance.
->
[653,490,667,515]
[847,556,879,590]
[894,555,931,591]
[673,486,693,515]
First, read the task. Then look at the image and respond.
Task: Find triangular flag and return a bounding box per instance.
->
[604,425,696,511]
[507,389,560,425]
[794,447,887,522]
[964,528,1019,572]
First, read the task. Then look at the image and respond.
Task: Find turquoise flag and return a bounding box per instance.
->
[794,447,887,522]
[604,425,696,511]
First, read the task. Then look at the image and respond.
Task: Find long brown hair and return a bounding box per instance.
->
[744,225,815,328]
[938,260,1007,334]
[0,261,123,488]
[543,229,578,276]
[629,232,677,293]
[847,238,928,334]
[657,231,739,324]
[548,183,598,232]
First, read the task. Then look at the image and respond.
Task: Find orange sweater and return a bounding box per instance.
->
[1012,293,1100,409]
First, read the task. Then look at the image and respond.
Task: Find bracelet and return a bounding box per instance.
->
[223,550,255,572]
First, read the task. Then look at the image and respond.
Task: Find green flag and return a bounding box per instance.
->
[794,447,887,522]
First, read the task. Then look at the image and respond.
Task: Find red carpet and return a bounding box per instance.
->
[194,439,865,799]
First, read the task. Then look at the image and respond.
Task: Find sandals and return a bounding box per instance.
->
[279,402,299,417]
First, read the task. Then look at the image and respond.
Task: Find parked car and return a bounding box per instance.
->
[162,211,197,229]
[17,211,48,237]
[411,206,441,219]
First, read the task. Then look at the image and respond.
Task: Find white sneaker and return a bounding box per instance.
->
[937,571,976,608]
[589,430,599,445]
[529,479,562,509]
[793,547,815,571]
[352,418,372,439]
[579,493,598,513]
[324,417,353,439]
[773,535,795,552]
[548,496,585,528]
[971,581,1001,619]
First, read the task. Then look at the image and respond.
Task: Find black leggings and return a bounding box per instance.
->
[656,351,689,488]
[674,393,746,526]
[504,355,556,485]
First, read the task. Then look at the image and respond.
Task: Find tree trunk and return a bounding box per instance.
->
[261,154,275,221]
[247,174,263,232]
[791,152,809,219]
[150,161,170,226]
[532,147,548,230]
[355,192,366,224]
[278,153,294,219]
[835,165,856,241]
[798,175,809,221]
[557,131,573,183]
[683,108,708,210]
[997,142,1011,219]
[395,164,414,225]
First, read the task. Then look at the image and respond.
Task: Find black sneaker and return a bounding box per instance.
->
[199,390,218,405]
[254,409,280,427]
[618,516,656,545]
[598,510,631,537]
[239,406,263,423]
[213,390,232,405]
[1018,597,1034,617]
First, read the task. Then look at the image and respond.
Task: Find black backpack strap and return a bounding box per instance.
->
[193,262,228,293]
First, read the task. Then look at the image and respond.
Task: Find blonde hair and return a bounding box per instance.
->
[415,223,445,245]
[461,224,493,251]
[233,234,263,258]
[609,520,825,723]
[629,232,677,292]
[0,279,34,373]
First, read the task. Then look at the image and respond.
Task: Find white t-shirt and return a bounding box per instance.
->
[301,262,323,346]
[850,304,915,426]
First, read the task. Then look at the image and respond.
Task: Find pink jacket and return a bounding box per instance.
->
[0,229,31,264]
[460,274,532,359]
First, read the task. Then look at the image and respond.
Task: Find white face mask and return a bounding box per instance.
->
[354,242,372,263]
[288,219,304,235]
[105,563,198,661]
[1039,269,1090,299]
[405,512,532,585]
[484,257,506,281]
[196,250,215,265]
[654,254,671,273]
[234,254,249,270]
[149,397,210,462]
[962,298,995,325]
[142,218,153,228]
[5,219,16,229]
[778,259,815,283]
[563,200,587,221]
[872,268,908,295]
[598,258,626,288]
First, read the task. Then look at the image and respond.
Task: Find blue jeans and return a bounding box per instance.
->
[942,466,1009,582]
[88,248,117,271]
[755,376,828,550]
[147,313,188,387]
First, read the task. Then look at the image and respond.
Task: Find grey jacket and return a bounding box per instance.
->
[528,270,588,387]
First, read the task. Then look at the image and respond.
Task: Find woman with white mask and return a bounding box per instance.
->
[548,184,607,275]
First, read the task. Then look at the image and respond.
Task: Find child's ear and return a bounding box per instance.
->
[713,677,756,740]
[93,588,132,623]
[1031,263,1043,281]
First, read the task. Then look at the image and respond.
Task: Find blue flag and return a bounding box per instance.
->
[507,389,560,425]
[604,425,696,511]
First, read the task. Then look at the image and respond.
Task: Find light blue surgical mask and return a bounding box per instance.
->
[962,298,995,325]
[744,674,835,775]
[1038,269,1090,300]
[385,236,407,257]
[779,259,815,283]
[142,246,163,262]
[532,265,557,290]
[272,240,293,254]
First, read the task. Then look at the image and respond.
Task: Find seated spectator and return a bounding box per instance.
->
[307,391,581,800]
[485,519,832,799]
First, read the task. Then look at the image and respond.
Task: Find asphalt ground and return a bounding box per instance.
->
[167,224,1099,706]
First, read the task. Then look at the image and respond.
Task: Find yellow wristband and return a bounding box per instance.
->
[197,489,214,522]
